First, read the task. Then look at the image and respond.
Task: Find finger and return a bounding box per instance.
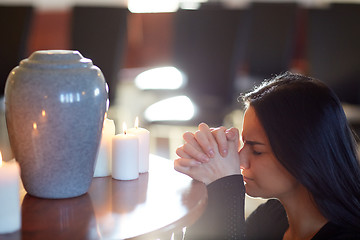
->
[175,157,202,168]
[194,130,214,157]
[174,158,190,174]
[183,130,210,162]
[225,127,240,142]
[183,131,202,152]
[176,145,206,163]
[183,142,210,163]
[226,127,241,151]
[176,145,191,158]
[195,123,216,157]
[211,126,228,157]
[174,158,201,177]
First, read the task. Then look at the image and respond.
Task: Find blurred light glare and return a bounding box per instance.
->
[180,2,201,10]
[144,96,195,122]
[135,66,185,90]
[94,88,100,96]
[128,0,179,13]
[180,0,208,10]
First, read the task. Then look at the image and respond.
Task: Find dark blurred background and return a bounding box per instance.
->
[1,0,360,161]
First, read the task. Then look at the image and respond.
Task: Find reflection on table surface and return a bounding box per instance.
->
[1,154,207,240]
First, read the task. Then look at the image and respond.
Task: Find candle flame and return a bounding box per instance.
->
[42,110,46,117]
[0,151,2,166]
[123,122,127,135]
[102,113,108,130]
[135,117,139,129]
[33,122,38,130]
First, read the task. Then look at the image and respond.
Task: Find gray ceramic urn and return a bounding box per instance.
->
[5,50,108,199]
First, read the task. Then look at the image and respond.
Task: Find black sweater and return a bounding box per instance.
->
[185,175,360,240]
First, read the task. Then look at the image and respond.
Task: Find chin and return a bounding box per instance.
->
[246,193,263,198]
[245,185,258,198]
[245,185,268,199]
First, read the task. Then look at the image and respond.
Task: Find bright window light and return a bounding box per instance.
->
[135,66,185,90]
[144,96,195,122]
[128,0,179,13]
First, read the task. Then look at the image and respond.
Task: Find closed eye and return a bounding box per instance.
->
[252,150,262,156]
[243,141,265,156]
[242,137,266,156]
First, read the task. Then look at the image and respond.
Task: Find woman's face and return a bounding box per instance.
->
[239,106,299,199]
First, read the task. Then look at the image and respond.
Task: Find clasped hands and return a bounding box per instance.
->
[174,123,242,185]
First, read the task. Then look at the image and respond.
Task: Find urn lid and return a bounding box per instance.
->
[20,50,93,69]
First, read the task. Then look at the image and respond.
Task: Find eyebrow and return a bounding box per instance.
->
[245,140,265,146]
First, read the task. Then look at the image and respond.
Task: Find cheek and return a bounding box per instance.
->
[262,174,297,198]
[247,158,297,198]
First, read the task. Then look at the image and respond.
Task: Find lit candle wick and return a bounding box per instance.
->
[134,116,139,129]
[123,122,127,135]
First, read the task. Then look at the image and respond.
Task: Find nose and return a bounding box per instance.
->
[239,146,250,170]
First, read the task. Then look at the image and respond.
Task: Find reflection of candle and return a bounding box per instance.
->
[94,118,115,177]
[0,152,21,233]
[127,117,150,173]
[112,123,139,180]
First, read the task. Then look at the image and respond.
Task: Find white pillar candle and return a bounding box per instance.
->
[94,118,116,177]
[0,152,21,234]
[112,123,139,180]
[127,117,150,173]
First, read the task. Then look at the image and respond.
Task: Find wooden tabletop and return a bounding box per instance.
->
[1,154,207,240]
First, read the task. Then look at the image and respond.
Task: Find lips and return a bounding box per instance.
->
[243,176,254,182]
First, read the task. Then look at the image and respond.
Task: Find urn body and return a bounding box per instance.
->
[5,50,108,199]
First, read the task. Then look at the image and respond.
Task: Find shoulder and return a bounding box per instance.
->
[312,222,360,240]
[246,199,287,224]
[245,199,288,240]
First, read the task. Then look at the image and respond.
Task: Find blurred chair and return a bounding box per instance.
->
[171,7,245,125]
[236,2,299,91]
[70,6,129,106]
[0,5,33,161]
[306,3,360,105]
[0,5,33,97]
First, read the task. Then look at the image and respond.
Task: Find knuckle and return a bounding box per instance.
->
[175,147,183,155]
[219,126,227,131]
[183,142,191,152]
[199,122,207,128]
[174,163,183,172]
[183,131,194,140]
[174,159,180,167]
[212,126,226,133]
[194,130,202,139]
[199,122,210,131]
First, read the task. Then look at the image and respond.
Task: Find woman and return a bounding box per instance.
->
[175,72,360,239]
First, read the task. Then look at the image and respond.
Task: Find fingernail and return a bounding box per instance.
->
[226,130,233,138]
[202,155,210,162]
[208,149,215,158]
[222,149,228,157]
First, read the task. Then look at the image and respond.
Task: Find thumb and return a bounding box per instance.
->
[225,127,240,142]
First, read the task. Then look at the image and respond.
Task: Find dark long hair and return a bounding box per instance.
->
[242,72,360,228]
